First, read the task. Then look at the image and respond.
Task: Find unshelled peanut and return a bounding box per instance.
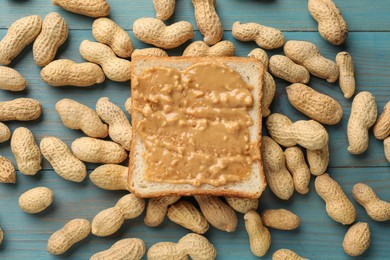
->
[286,83,343,125]
[0,15,42,65]
[225,197,258,214]
[262,136,294,200]
[284,147,310,194]
[336,51,355,98]
[178,233,217,260]
[0,156,16,184]
[0,122,11,143]
[0,98,42,121]
[347,91,377,154]
[93,18,133,58]
[244,210,271,257]
[154,0,176,21]
[47,219,91,255]
[248,48,269,68]
[192,0,223,45]
[0,66,28,91]
[183,41,235,57]
[284,40,339,83]
[133,18,194,49]
[307,144,329,175]
[373,101,390,140]
[90,238,146,260]
[195,195,237,232]
[40,136,87,182]
[272,249,308,260]
[33,12,68,67]
[96,97,132,151]
[55,98,108,138]
[342,222,370,256]
[308,0,348,45]
[71,137,127,164]
[89,164,129,190]
[41,59,105,87]
[92,193,145,236]
[352,183,390,221]
[269,55,310,83]
[147,242,187,260]
[267,113,329,150]
[385,137,390,163]
[11,127,42,175]
[51,0,110,18]
[131,48,168,58]
[261,209,300,230]
[124,97,132,115]
[315,173,356,225]
[144,196,181,227]
[18,187,53,214]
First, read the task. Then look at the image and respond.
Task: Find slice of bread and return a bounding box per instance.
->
[129,56,266,199]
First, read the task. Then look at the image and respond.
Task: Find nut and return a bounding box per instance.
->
[40,136,87,182]
[90,238,146,260]
[183,41,235,57]
[131,48,168,58]
[244,210,271,257]
[18,187,53,214]
[0,122,11,143]
[307,143,329,176]
[0,66,28,91]
[0,156,16,184]
[0,98,42,121]
[55,98,108,138]
[33,12,68,67]
[51,0,110,18]
[224,197,258,214]
[89,164,129,191]
[315,173,356,225]
[262,136,294,200]
[144,196,181,227]
[373,101,390,140]
[273,249,308,260]
[269,55,310,83]
[178,233,217,260]
[261,209,300,230]
[154,0,176,21]
[342,222,370,256]
[284,40,339,83]
[336,51,355,98]
[232,21,284,50]
[284,146,310,194]
[133,18,194,49]
[248,48,269,68]
[347,91,377,154]
[11,127,42,175]
[192,0,223,45]
[41,59,105,87]
[147,242,187,260]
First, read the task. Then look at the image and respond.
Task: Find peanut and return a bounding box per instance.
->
[232,21,284,50]
[90,238,146,260]
[192,0,223,45]
[51,0,110,18]
[47,219,91,255]
[92,18,133,58]
[0,122,11,143]
[262,136,294,200]
[80,40,131,82]
[40,136,87,182]
[133,18,194,49]
[347,91,377,154]
[284,40,339,83]
[96,97,132,151]
[18,187,53,214]
[273,249,308,260]
[92,193,145,236]
[224,197,258,214]
[248,48,276,117]
[147,242,187,260]
[41,59,105,87]
[0,15,42,65]
[336,51,355,98]
[167,200,209,234]
[71,137,127,164]
[154,0,176,21]
[33,12,68,67]
[0,98,42,121]
[55,98,108,138]
[0,66,28,91]
[11,127,42,175]
[269,55,310,84]
[178,233,217,260]
[315,173,356,225]
[266,113,329,150]
[183,41,235,57]
[194,195,237,232]
[244,210,271,257]
[373,101,390,140]
[286,83,343,125]
[0,227,3,245]
[89,164,129,191]
[385,137,390,163]
[352,183,390,221]
[131,48,168,58]
[308,0,348,45]
[0,156,16,184]
[144,196,181,227]
[342,222,370,256]
[124,97,132,115]
[261,209,300,230]
[307,143,329,176]
[284,147,310,194]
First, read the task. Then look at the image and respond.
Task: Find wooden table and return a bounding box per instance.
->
[0,0,389,259]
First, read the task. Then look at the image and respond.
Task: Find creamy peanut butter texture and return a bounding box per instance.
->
[133,63,260,186]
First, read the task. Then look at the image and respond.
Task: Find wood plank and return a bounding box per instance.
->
[0,167,389,259]
[0,0,390,31]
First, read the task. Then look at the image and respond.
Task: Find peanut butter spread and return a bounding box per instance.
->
[133,63,260,186]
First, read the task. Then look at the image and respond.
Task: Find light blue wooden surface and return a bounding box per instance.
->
[0,0,389,259]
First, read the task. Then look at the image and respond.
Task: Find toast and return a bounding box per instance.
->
[129,56,266,199]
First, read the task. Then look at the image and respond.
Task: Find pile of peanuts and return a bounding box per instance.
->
[0,0,389,259]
